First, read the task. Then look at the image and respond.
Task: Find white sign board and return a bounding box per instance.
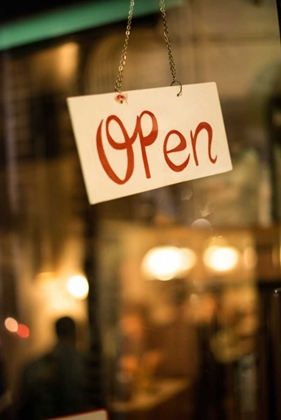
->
[50,410,107,420]
[67,83,232,204]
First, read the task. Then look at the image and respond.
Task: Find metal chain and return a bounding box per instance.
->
[115,0,135,92]
[115,0,179,92]
[159,0,177,84]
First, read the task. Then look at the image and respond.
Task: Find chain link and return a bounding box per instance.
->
[159,0,177,84]
[115,0,179,93]
[115,0,135,92]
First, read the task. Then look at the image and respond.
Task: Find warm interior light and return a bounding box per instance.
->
[4,317,18,333]
[35,271,56,282]
[67,275,89,299]
[243,246,257,269]
[17,324,30,339]
[203,246,239,272]
[181,248,197,271]
[58,42,78,78]
[141,246,196,281]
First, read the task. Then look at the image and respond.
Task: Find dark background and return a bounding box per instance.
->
[0,0,101,22]
[277,0,281,40]
[1,0,281,25]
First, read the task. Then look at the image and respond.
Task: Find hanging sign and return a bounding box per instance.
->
[67,82,232,204]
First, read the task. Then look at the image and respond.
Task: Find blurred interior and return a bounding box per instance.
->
[1,0,281,419]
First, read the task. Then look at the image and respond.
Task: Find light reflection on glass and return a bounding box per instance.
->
[191,218,212,230]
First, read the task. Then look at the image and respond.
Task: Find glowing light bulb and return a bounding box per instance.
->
[204,246,239,272]
[67,275,89,299]
[141,246,196,281]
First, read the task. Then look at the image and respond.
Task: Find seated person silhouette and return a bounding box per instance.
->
[16,316,89,420]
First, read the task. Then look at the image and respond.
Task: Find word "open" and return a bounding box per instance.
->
[96,110,217,185]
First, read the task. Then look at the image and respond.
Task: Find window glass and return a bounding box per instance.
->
[0,1,281,419]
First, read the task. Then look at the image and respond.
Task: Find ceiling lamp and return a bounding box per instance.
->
[141,246,197,281]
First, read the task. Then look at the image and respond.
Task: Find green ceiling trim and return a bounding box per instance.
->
[0,0,183,51]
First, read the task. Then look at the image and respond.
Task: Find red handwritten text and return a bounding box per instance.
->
[96,111,217,184]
